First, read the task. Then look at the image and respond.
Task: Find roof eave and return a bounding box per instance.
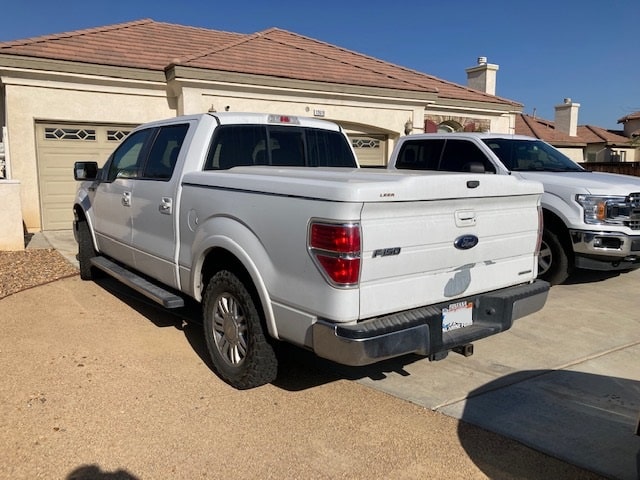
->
[433,97,521,114]
[0,53,166,82]
[167,65,440,104]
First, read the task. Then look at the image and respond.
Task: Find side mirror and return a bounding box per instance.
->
[74,161,98,181]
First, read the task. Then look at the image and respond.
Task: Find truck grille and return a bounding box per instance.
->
[629,193,640,230]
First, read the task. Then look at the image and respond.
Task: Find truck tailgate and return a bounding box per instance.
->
[359,181,541,319]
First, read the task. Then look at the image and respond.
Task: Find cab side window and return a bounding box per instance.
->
[395,140,444,170]
[142,124,189,180]
[440,140,496,173]
[106,129,154,181]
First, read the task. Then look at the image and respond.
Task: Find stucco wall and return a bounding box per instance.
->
[0,180,24,250]
[3,72,519,231]
[3,77,171,231]
[178,83,415,137]
[622,118,640,138]
[556,147,585,163]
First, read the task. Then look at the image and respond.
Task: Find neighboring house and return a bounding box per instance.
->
[0,19,522,233]
[512,99,637,164]
[515,107,587,163]
[579,124,636,163]
[618,111,640,141]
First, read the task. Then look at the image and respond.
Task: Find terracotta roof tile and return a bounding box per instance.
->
[180,28,436,92]
[577,124,629,144]
[0,19,518,106]
[516,113,631,146]
[515,114,582,144]
[0,19,244,70]
[618,111,640,123]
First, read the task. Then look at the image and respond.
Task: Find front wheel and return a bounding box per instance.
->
[538,228,572,285]
[77,219,98,280]
[202,270,277,389]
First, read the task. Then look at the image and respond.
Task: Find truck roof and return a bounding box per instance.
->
[405,132,541,142]
[129,112,344,132]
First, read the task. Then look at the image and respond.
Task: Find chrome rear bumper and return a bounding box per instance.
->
[311,280,549,366]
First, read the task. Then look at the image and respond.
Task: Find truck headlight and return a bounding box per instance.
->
[576,194,629,225]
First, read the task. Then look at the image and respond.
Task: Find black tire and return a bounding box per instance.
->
[202,270,277,389]
[77,219,98,280]
[538,228,572,285]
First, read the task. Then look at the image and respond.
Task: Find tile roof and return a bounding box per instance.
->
[618,111,640,123]
[515,113,585,145]
[0,19,519,106]
[515,113,631,146]
[577,124,630,145]
[0,19,243,70]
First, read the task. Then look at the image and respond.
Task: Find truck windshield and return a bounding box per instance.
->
[482,138,585,172]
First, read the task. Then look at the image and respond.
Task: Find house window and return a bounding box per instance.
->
[44,127,96,141]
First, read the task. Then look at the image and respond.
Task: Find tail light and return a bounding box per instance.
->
[309,221,361,287]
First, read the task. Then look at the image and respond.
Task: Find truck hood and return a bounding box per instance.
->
[184,167,543,202]
[515,171,640,196]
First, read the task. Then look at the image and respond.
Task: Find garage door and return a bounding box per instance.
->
[36,122,135,230]
[350,135,386,167]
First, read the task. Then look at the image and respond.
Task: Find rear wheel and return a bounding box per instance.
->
[77,219,98,280]
[538,228,572,285]
[202,270,277,389]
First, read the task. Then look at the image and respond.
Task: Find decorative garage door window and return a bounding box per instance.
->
[107,130,131,141]
[352,138,380,149]
[44,127,96,141]
[43,128,131,142]
[350,136,385,166]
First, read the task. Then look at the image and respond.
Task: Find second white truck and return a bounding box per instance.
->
[73,113,548,389]
[389,133,640,285]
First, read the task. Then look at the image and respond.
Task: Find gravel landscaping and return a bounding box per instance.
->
[0,248,78,299]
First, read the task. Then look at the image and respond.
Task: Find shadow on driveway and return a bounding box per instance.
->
[457,370,640,480]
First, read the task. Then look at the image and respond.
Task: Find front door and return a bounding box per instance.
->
[92,128,155,267]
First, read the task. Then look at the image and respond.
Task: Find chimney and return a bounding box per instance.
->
[554,98,580,136]
[466,56,499,95]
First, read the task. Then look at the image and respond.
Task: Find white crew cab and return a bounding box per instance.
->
[73,113,548,389]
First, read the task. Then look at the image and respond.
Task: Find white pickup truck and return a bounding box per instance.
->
[73,113,548,389]
[389,133,640,285]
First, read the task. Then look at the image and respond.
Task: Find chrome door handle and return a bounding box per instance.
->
[121,191,131,207]
[159,197,173,215]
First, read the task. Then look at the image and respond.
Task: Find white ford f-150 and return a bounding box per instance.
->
[388,133,640,285]
[73,113,548,389]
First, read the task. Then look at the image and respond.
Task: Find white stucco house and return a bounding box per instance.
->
[0,19,523,243]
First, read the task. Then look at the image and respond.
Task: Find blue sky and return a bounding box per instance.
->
[1,0,638,129]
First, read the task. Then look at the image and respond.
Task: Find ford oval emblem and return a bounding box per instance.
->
[454,235,479,250]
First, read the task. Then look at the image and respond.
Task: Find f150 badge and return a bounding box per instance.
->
[373,247,401,258]
[454,235,479,250]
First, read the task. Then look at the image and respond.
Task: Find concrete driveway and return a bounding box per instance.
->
[5,231,639,479]
[340,267,640,480]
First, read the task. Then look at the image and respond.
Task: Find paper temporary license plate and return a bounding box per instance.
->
[442,301,473,332]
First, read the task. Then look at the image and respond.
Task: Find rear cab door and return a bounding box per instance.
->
[130,122,192,288]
